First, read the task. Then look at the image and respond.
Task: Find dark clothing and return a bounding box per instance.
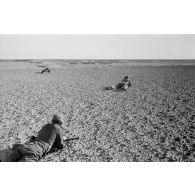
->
[121,78,131,87]
[36,123,64,149]
[0,148,22,162]
[41,68,50,74]
[12,123,64,162]
[18,141,51,162]
[116,78,131,89]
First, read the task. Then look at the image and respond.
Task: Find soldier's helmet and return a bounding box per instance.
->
[52,114,64,125]
[124,76,128,79]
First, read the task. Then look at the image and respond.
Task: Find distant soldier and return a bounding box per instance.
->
[0,114,66,162]
[40,67,50,74]
[116,76,131,90]
[104,76,131,91]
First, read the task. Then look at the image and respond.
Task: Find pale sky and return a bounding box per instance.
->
[0,34,194,59]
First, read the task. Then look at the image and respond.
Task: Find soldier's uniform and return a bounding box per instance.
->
[1,114,65,162]
[116,76,131,90]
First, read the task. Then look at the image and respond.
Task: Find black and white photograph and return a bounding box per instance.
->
[0,34,194,162]
[0,1,194,195]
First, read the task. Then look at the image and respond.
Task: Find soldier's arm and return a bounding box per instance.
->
[54,129,65,150]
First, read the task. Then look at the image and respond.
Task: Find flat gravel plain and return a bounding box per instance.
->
[0,61,194,161]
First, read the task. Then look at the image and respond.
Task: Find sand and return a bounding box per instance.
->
[0,60,194,161]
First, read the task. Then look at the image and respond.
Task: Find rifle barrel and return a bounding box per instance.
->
[64,137,79,142]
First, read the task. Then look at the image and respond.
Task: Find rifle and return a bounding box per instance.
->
[47,137,79,154]
[64,137,79,142]
[61,126,79,141]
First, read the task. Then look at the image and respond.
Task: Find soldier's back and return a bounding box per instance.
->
[37,123,58,145]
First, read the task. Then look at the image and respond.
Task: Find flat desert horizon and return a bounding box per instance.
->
[0,60,194,161]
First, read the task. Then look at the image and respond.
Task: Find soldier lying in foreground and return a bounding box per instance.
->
[104,76,132,91]
[0,114,79,162]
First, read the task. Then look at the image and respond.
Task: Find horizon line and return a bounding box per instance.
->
[1,59,195,60]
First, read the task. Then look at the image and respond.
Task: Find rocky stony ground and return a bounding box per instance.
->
[0,61,194,161]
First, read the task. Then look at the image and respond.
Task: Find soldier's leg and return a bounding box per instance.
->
[0,148,22,162]
[116,83,124,89]
[7,150,22,161]
[18,145,41,162]
[20,154,39,162]
[17,141,50,162]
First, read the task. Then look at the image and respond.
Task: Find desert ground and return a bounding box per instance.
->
[0,60,194,162]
